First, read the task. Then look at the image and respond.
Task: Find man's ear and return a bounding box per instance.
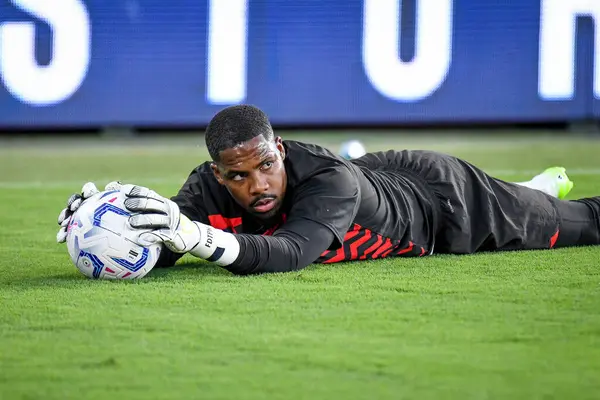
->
[275,136,285,160]
[211,163,225,185]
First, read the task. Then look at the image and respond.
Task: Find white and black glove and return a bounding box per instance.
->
[56,181,123,243]
[122,185,240,266]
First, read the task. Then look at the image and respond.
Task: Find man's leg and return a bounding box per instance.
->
[431,174,567,254]
[438,167,600,253]
[397,151,599,253]
[551,197,600,247]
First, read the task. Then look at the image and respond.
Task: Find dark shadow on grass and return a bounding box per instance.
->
[2,261,233,290]
[146,262,232,279]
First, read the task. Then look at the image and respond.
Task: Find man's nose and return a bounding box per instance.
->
[249,174,269,195]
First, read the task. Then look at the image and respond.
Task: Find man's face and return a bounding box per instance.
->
[211,135,287,220]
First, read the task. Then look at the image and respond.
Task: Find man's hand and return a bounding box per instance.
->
[121,185,201,253]
[122,184,240,265]
[56,181,123,243]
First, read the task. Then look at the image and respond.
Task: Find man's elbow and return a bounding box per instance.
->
[227,257,310,276]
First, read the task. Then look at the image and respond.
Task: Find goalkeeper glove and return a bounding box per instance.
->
[122,185,240,266]
[56,181,123,243]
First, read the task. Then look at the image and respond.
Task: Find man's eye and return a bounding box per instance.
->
[231,174,244,181]
[262,161,274,170]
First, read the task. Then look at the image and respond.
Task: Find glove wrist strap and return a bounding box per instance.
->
[190,222,240,266]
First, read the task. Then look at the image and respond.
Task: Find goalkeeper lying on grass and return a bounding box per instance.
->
[57,105,599,275]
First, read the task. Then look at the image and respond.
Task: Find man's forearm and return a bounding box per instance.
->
[187,220,335,275]
[224,225,335,275]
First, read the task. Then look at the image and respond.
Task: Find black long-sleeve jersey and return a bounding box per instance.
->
[158,140,440,275]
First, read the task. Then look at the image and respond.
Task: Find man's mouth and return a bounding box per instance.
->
[252,197,277,213]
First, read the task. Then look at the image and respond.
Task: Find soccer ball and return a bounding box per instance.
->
[339,140,367,160]
[66,190,161,280]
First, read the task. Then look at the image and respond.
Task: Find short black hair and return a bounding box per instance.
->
[205,105,274,161]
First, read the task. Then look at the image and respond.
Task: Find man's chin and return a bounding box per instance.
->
[249,202,281,220]
[251,209,279,220]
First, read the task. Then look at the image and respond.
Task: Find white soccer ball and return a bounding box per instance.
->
[66,190,161,280]
[339,140,367,160]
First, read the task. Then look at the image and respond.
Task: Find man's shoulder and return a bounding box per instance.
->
[283,140,354,179]
[282,140,402,173]
[283,140,340,160]
[282,140,362,200]
[183,161,216,184]
[190,160,215,175]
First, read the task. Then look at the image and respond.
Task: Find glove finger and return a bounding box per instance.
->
[137,231,168,246]
[139,230,186,253]
[69,197,83,212]
[121,184,161,200]
[163,232,188,253]
[66,193,82,209]
[57,208,71,225]
[81,182,99,199]
[124,197,169,214]
[60,215,72,228]
[56,227,68,243]
[104,181,123,191]
[129,213,170,229]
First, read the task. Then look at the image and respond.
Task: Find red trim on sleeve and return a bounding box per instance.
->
[208,215,242,233]
[317,224,429,264]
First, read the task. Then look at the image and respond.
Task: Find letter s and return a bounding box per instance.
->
[0,0,91,106]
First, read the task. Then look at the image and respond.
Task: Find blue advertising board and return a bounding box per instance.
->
[0,0,598,127]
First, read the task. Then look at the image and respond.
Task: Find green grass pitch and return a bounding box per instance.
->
[1,130,599,400]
